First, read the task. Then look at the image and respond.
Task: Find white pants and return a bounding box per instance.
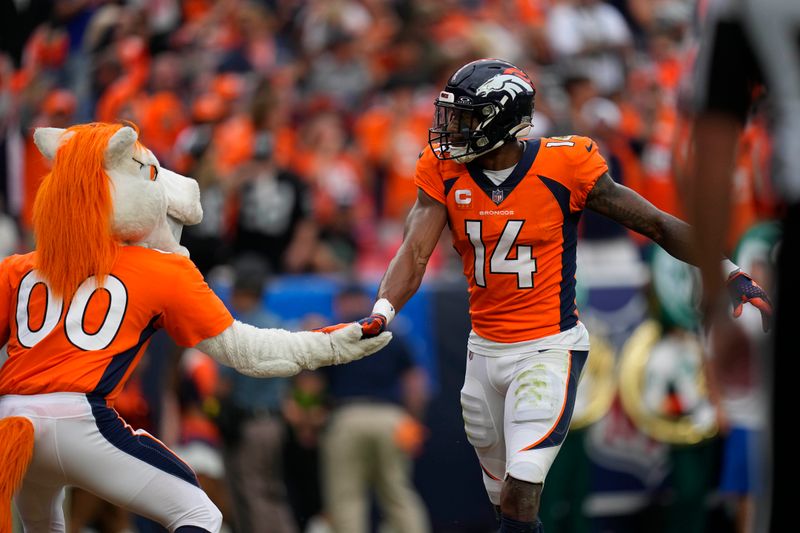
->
[0,393,222,532]
[460,348,588,504]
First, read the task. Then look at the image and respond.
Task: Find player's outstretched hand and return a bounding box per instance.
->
[313,322,392,363]
[726,270,773,332]
[357,313,388,338]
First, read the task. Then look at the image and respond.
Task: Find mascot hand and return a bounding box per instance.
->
[314,322,392,362]
[726,270,773,331]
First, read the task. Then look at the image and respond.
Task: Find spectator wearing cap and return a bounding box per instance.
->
[213,254,298,533]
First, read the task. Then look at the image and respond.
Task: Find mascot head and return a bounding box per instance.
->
[32,122,202,298]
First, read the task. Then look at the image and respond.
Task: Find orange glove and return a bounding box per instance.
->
[358,313,388,338]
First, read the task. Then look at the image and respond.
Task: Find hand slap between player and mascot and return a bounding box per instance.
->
[30,124,393,376]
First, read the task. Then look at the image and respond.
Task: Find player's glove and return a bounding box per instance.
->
[313,314,387,338]
[726,270,773,331]
[358,313,388,339]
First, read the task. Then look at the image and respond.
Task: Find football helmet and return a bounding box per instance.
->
[428,59,535,163]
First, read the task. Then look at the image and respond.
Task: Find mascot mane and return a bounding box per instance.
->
[33,123,123,299]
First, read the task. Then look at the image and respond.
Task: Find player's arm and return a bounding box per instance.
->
[358,188,448,337]
[586,172,772,328]
[586,173,696,263]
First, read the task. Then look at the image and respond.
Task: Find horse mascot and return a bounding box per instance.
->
[0,122,391,532]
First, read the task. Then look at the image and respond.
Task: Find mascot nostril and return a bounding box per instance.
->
[0,122,392,532]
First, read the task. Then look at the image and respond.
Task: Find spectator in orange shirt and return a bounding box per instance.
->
[138,53,188,163]
[20,88,76,236]
[354,79,433,222]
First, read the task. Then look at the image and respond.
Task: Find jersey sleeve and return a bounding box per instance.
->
[414,146,446,204]
[568,136,608,212]
[157,254,234,347]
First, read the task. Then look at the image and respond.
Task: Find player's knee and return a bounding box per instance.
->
[460,377,498,450]
[500,476,543,521]
[507,460,547,485]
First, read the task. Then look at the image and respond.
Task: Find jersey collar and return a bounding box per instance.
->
[465,139,541,206]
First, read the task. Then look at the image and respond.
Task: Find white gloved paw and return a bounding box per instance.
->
[327,323,392,365]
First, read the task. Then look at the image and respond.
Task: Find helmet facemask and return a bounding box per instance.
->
[428,93,533,164]
[429,101,503,163]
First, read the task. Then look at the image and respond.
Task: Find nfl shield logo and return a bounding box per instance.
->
[491,188,504,204]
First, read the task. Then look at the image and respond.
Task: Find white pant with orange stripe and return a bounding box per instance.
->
[460,348,588,504]
[0,393,222,532]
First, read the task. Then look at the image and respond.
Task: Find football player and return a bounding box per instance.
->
[355,58,772,533]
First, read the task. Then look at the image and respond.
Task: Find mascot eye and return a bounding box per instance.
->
[132,157,157,181]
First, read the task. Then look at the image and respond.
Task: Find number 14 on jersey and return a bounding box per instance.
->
[465,220,537,289]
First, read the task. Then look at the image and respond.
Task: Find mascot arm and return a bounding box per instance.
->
[196,320,392,378]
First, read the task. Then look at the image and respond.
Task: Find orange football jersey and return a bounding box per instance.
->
[416,136,607,343]
[0,247,233,403]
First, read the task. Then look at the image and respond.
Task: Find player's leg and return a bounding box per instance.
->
[460,350,508,507]
[500,349,588,532]
[321,405,371,533]
[372,404,430,533]
[56,397,222,532]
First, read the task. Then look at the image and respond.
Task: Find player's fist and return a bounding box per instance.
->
[726,270,773,331]
[358,313,388,339]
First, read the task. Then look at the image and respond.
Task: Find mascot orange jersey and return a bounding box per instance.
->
[416,136,607,342]
[0,247,233,403]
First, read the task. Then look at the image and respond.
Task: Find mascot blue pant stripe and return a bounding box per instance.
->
[92,317,159,397]
[88,395,200,487]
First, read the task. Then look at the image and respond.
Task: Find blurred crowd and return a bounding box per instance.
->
[1,0,780,273]
[0,0,783,532]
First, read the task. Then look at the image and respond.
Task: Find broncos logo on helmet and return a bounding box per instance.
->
[476,74,534,101]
